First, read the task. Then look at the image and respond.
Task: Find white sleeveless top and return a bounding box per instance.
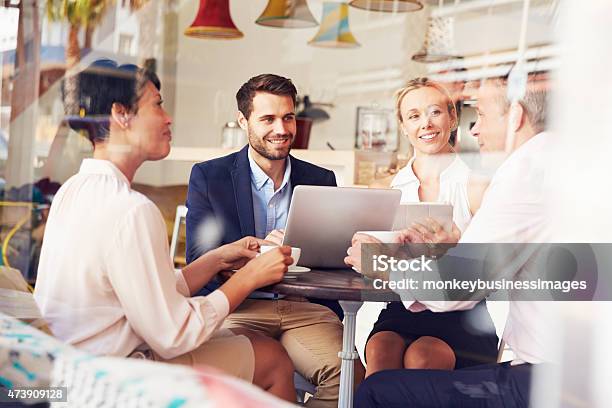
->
[355,155,476,360]
[390,155,473,232]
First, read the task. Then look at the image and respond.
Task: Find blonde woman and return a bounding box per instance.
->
[347,78,498,378]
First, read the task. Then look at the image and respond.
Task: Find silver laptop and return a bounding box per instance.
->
[282,185,402,268]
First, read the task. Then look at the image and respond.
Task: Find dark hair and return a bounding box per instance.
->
[62,58,161,144]
[236,74,297,119]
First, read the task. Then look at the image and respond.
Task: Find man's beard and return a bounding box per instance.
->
[248,127,294,161]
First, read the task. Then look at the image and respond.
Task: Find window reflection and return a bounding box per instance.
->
[0,0,559,281]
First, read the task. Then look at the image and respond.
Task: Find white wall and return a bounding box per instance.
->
[15,1,560,185]
[171,1,556,154]
[454,3,556,56]
[172,0,428,151]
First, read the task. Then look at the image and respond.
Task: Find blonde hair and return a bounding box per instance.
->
[395,77,458,131]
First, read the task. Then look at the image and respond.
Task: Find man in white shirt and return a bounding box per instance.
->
[349,75,552,407]
[34,59,298,402]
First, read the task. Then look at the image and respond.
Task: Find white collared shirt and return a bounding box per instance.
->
[388,154,473,313]
[34,159,229,359]
[406,132,554,364]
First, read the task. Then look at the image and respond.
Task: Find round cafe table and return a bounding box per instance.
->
[263,268,399,408]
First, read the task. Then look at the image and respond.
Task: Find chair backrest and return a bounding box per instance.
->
[486,300,513,362]
[0,266,52,335]
[497,339,507,363]
[169,205,188,270]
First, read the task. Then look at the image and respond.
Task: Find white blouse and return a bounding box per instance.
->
[355,153,476,356]
[34,159,229,359]
[390,154,473,232]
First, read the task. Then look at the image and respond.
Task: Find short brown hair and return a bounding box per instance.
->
[236,74,297,119]
[395,77,458,131]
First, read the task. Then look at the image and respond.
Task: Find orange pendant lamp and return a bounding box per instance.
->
[256,0,318,28]
[185,0,244,39]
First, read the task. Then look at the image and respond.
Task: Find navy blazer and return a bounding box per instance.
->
[185,145,343,318]
[186,145,337,263]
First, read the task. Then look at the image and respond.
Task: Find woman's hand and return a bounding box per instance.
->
[220,246,293,311]
[213,236,264,270]
[401,218,461,244]
[399,218,461,258]
[344,233,383,273]
[236,236,266,251]
[235,246,294,289]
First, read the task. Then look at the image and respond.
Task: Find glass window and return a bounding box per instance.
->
[1,0,560,281]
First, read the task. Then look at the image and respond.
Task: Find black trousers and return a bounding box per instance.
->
[355,362,533,408]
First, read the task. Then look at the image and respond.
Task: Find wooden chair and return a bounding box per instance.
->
[169,205,188,270]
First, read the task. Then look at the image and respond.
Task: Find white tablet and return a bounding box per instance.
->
[283,185,402,268]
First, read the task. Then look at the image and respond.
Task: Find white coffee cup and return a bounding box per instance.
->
[355,230,401,243]
[260,245,301,268]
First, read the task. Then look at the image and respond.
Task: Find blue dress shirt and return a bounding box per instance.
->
[248,149,292,239]
[247,149,292,299]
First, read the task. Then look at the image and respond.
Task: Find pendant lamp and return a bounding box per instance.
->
[309,2,360,48]
[185,0,244,39]
[256,0,318,28]
[412,16,457,62]
[349,0,423,13]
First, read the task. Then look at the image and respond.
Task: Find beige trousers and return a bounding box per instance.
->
[151,329,255,383]
[222,299,344,408]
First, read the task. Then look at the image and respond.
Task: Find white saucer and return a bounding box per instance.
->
[287,266,311,274]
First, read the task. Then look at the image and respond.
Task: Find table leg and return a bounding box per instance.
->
[338,300,363,408]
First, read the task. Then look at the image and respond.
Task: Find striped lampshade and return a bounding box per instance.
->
[256,0,318,28]
[309,2,360,48]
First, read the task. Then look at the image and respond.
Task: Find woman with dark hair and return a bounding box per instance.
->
[34,59,297,401]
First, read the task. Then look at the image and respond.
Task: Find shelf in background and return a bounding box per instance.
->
[134,147,359,187]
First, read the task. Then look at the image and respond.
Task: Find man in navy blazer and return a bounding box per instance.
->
[186,74,360,407]
[185,144,336,268]
[185,143,340,318]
